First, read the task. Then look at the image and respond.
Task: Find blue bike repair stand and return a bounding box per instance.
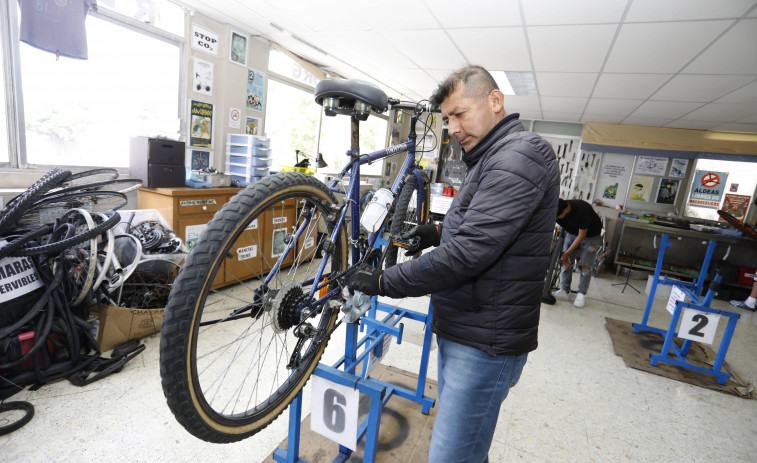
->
[273,237,436,463]
[632,233,740,384]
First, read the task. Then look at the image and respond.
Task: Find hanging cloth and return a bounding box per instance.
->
[18,0,97,60]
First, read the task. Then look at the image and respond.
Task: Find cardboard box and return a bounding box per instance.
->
[90,303,164,352]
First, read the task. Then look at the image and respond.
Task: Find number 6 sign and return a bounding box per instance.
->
[311,375,359,450]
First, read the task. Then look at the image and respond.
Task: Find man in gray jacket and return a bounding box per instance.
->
[349,65,559,462]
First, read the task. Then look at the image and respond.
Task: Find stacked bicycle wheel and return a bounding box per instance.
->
[0,168,144,417]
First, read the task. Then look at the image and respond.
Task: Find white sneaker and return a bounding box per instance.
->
[573,293,586,308]
[552,289,572,301]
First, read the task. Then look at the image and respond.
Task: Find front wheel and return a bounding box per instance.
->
[385,173,429,267]
[159,173,347,443]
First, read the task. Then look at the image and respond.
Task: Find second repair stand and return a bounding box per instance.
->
[633,233,740,384]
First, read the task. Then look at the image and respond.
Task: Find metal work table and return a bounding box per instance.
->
[614,219,757,285]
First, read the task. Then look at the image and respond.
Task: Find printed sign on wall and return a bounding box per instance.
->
[191,24,218,56]
[720,194,751,221]
[688,170,728,209]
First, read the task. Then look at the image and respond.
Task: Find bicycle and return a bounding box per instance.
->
[159,77,439,443]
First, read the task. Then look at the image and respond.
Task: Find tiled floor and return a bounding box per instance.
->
[2,273,756,463]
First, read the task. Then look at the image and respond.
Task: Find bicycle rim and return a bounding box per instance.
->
[160,172,346,443]
[17,191,127,226]
[386,174,429,267]
[41,178,143,198]
[0,168,72,235]
[56,209,98,306]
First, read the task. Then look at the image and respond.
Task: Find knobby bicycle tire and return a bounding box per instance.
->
[0,168,72,235]
[50,168,119,192]
[160,172,347,443]
[16,191,127,227]
[11,212,120,257]
[0,401,35,436]
[0,225,52,260]
[385,173,429,267]
[40,178,143,198]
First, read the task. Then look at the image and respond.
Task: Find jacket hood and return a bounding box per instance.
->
[462,113,522,169]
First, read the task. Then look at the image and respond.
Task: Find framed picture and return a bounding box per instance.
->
[655,178,680,205]
[245,116,260,135]
[187,149,212,171]
[230,30,247,67]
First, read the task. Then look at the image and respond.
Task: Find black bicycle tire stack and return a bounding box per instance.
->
[0,168,143,433]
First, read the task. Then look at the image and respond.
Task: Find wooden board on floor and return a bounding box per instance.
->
[605,317,753,399]
[270,365,438,462]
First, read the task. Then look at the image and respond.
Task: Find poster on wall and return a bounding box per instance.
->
[190,100,213,148]
[193,57,213,96]
[669,158,688,178]
[230,31,247,66]
[719,194,751,221]
[245,116,260,135]
[688,170,729,209]
[247,68,266,112]
[655,178,680,204]
[187,149,212,171]
[635,156,668,176]
[229,107,241,129]
[629,175,653,202]
[191,24,219,56]
[595,154,633,206]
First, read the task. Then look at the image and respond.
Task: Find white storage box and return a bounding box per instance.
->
[227,154,272,167]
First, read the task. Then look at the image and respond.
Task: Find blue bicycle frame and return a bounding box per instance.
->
[260,111,429,309]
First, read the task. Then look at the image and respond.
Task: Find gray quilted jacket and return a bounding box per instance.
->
[381,115,559,355]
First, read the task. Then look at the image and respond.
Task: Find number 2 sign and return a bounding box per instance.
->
[311,376,359,450]
[679,308,720,345]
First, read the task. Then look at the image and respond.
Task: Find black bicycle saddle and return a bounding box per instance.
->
[314,78,388,120]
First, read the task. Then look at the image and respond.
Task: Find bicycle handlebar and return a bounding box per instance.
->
[388,98,440,114]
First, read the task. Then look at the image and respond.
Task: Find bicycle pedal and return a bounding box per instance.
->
[391,236,419,249]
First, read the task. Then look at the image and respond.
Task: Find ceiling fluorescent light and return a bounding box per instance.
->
[492,71,537,96]
[505,71,537,96]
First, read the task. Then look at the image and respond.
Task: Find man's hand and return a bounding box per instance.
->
[347,263,384,296]
[560,252,571,268]
[402,223,442,257]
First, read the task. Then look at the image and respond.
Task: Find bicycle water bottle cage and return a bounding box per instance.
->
[314,78,388,121]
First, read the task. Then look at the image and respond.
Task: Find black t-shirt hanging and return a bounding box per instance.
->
[557,200,602,237]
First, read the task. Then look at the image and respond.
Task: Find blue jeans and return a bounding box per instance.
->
[429,337,528,463]
[561,233,601,295]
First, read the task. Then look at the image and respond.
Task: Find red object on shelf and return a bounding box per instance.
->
[737,267,756,286]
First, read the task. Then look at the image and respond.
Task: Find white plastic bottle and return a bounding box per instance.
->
[360,188,394,233]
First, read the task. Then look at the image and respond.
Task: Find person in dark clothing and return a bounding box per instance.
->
[552,198,603,308]
[348,65,560,463]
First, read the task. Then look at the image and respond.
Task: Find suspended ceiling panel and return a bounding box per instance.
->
[178,0,757,133]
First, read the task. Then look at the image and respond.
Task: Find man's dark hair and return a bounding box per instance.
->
[557,198,569,215]
[430,65,499,105]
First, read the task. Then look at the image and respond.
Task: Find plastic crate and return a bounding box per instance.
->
[227,163,269,177]
[280,165,316,175]
[227,154,272,167]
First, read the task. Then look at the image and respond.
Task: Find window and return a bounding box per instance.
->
[318,114,388,176]
[0,22,7,164]
[265,79,322,170]
[1,1,182,168]
[265,49,388,176]
[683,158,757,221]
[20,15,180,167]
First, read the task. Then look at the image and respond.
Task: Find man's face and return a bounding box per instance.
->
[441,84,501,152]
